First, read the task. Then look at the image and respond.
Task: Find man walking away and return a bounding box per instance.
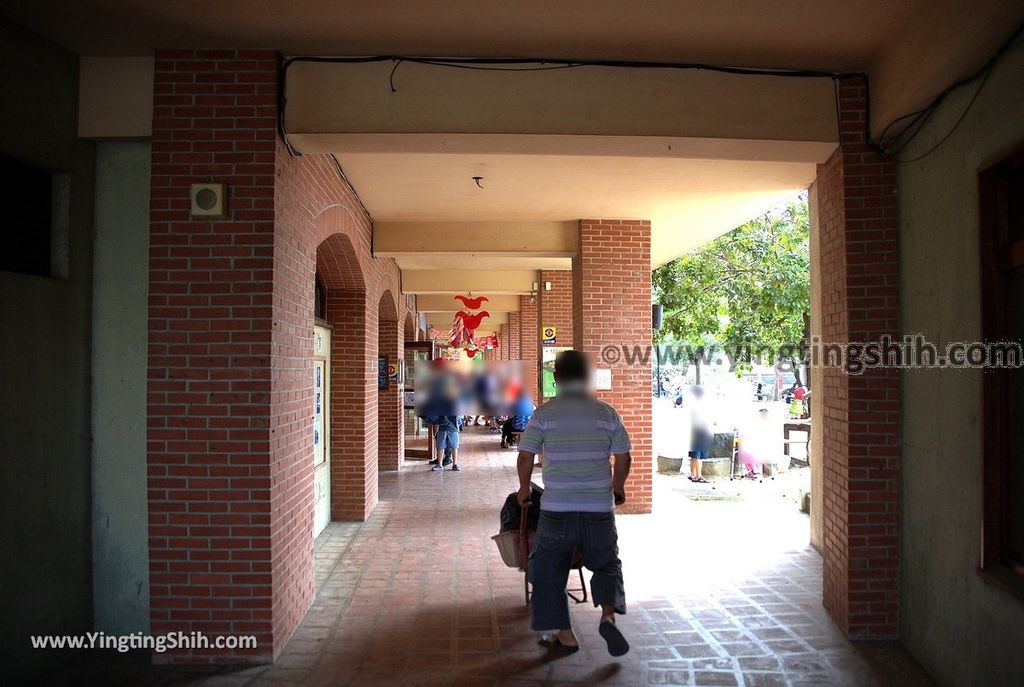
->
[516,350,632,656]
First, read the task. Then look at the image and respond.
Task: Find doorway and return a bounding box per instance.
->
[312,324,331,537]
[403,340,435,460]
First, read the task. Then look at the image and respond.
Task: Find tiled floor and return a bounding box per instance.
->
[35,427,934,686]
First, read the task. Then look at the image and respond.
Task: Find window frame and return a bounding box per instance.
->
[314,273,327,321]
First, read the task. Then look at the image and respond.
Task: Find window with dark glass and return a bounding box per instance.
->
[314,273,326,321]
[980,143,1024,597]
[0,153,53,277]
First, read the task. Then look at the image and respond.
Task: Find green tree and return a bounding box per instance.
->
[653,196,810,384]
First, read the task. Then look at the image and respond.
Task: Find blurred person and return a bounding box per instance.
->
[516,350,632,657]
[501,388,535,449]
[738,408,772,479]
[688,386,712,483]
[420,358,463,472]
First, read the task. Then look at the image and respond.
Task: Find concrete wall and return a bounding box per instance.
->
[0,18,95,683]
[91,141,151,634]
[898,39,1024,687]
[807,181,824,552]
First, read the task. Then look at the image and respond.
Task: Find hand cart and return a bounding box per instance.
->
[492,485,588,606]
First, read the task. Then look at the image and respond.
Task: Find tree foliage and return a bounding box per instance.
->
[653,197,810,375]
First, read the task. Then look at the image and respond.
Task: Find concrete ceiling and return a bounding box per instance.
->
[2,1,919,69]
[9,0,1020,299]
[6,1,1021,131]
[342,152,814,267]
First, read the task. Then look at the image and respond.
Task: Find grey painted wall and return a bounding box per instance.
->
[91,142,151,635]
[0,18,95,684]
[899,39,1024,687]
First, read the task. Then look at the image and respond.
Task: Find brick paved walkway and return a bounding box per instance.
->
[34,427,933,686]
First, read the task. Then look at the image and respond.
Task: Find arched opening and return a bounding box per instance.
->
[404,311,416,341]
[317,232,376,522]
[378,289,402,471]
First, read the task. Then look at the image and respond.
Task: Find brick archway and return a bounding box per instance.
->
[378,290,402,471]
[404,311,417,341]
[317,232,376,521]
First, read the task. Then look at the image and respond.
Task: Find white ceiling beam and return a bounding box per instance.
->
[415,294,521,313]
[375,221,577,258]
[285,61,837,145]
[403,269,537,295]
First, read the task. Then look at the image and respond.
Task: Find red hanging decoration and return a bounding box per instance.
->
[455,310,490,332]
[454,295,489,309]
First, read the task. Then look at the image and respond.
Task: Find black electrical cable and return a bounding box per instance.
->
[282,54,848,79]
[279,22,1022,166]
[869,21,1024,162]
[388,57,583,92]
[893,65,995,164]
[277,54,861,157]
[329,153,373,224]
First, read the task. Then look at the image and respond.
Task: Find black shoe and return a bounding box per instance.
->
[442,457,452,467]
[599,620,629,657]
[428,458,439,466]
[451,464,461,472]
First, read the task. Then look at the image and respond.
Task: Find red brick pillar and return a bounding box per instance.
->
[329,290,377,521]
[816,77,900,639]
[148,49,313,662]
[573,220,653,514]
[508,313,521,361]
[538,270,574,397]
[498,324,508,360]
[538,270,574,345]
[378,309,402,471]
[520,295,539,400]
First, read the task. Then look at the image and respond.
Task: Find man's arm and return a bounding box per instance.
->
[517,450,536,506]
[612,451,632,505]
[516,410,544,506]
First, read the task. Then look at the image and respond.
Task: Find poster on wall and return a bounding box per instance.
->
[542,326,557,345]
[378,356,389,389]
[541,346,570,398]
[387,360,401,385]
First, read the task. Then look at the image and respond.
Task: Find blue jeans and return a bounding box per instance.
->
[528,511,626,631]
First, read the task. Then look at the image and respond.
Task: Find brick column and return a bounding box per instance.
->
[573,220,653,514]
[508,312,522,363]
[378,312,402,471]
[520,295,539,400]
[329,290,377,520]
[538,270,574,345]
[816,77,900,639]
[538,270,574,397]
[148,50,312,662]
[498,324,508,360]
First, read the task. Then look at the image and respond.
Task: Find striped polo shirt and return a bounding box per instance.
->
[518,389,632,513]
